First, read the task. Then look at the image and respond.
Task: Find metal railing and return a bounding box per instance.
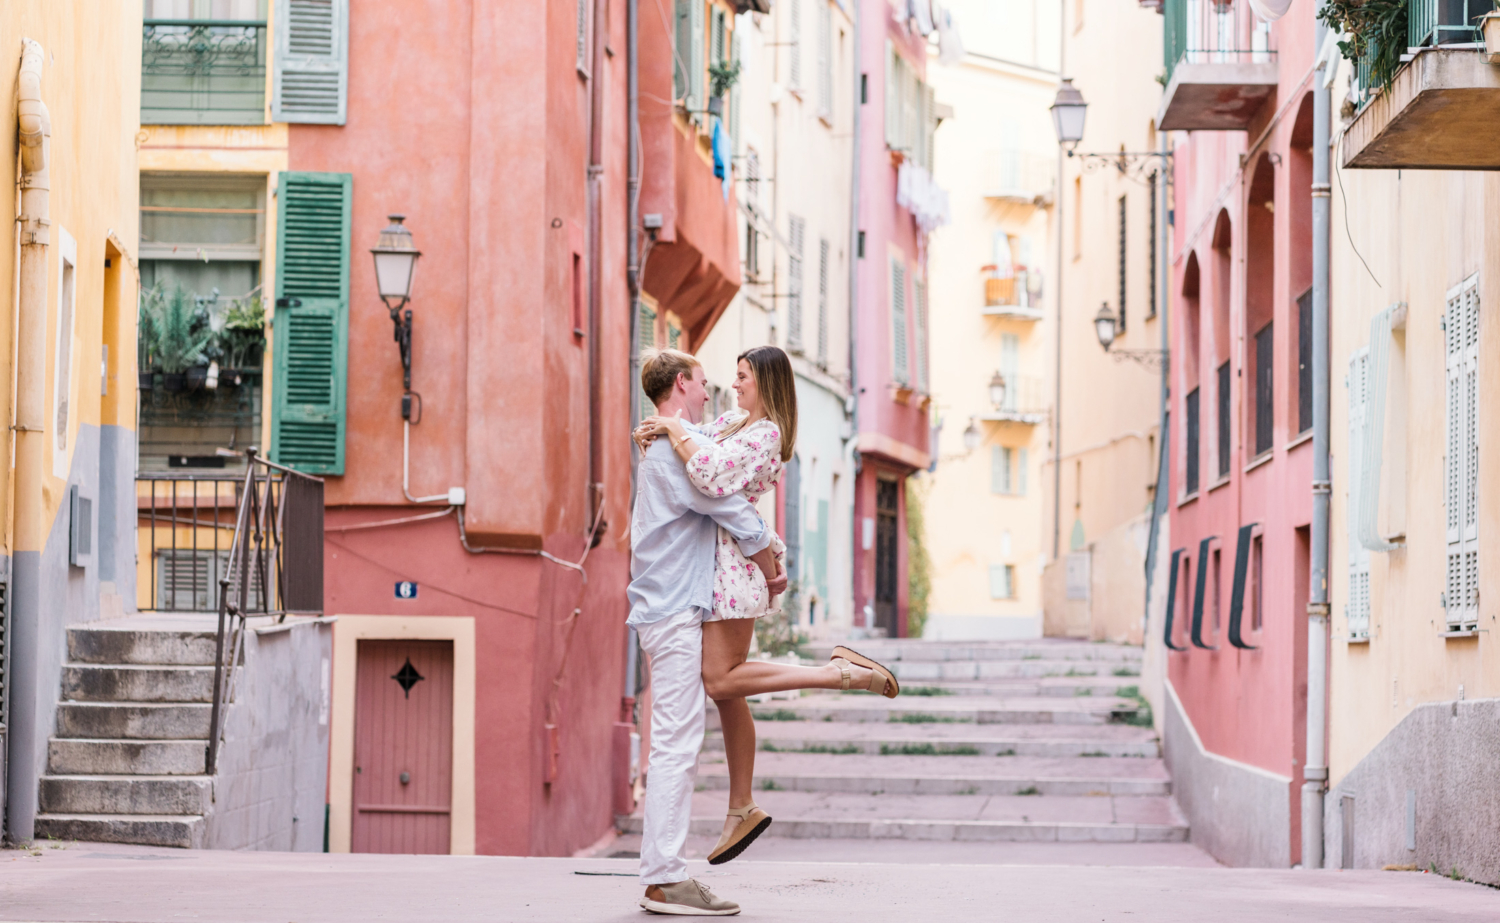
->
[141,450,323,774]
[142,19,267,125]
[1163,0,1277,85]
[1409,0,1486,49]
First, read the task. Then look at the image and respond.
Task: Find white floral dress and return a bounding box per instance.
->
[688,411,785,620]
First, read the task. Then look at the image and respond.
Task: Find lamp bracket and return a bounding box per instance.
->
[1105,348,1169,372]
[1069,149,1174,187]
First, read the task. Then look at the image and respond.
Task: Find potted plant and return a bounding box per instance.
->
[219,293,267,376]
[148,284,211,392]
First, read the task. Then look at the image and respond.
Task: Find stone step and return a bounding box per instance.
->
[750,695,1140,726]
[890,660,1141,681]
[806,641,1144,665]
[48,738,206,776]
[67,625,219,666]
[34,813,205,849]
[696,753,1170,797]
[618,791,1186,843]
[39,774,213,815]
[61,664,220,703]
[710,723,1160,758]
[894,677,1144,698]
[56,702,212,740]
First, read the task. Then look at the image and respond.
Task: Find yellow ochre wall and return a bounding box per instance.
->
[0,4,143,556]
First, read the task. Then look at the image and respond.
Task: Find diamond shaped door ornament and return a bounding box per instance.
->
[391,658,425,699]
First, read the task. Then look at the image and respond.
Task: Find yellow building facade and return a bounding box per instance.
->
[1,1,144,841]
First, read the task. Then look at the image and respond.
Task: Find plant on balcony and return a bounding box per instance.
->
[218,294,266,371]
[140,283,212,382]
[1319,0,1408,91]
[709,59,742,100]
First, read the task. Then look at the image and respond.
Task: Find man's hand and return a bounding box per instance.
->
[748,545,789,596]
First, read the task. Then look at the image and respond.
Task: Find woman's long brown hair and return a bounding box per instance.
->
[719,345,798,462]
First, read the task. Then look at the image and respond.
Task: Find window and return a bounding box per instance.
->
[989,564,1016,599]
[990,446,1027,495]
[891,257,909,385]
[637,301,657,420]
[1072,176,1082,259]
[1254,323,1274,456]
[1000,333,1019,412]
[1444,277,1480,631]
[744,149,760,277]
[914,278,930,392]
[674,0,706,111]
[1118,194,1128,333]
[1297,288,1313,434]
[883,42,935,167]
[817,0,832,120]
[1217,361,1231,479]
[1184,387,1200,495]
[729,30,742,141]
[54,229,78,479]
[576,0,590,73]
[144,0,271,125]
[571,252,584,338]
[817,238,830,366]
[1251,534,1264,631]
[1211,547,1222,634]
[787,215,805,351]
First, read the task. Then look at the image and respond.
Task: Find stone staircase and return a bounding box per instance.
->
[34,617,222,848]
[619,637,1187,847]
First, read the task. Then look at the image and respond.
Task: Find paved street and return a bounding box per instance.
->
[2,841,1496,922]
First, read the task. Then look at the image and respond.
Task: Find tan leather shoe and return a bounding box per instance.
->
[641,879,741,915]
[831,645,900,698]
[706,802,772,865]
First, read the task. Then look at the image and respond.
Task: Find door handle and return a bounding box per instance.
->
[400,771,410,785]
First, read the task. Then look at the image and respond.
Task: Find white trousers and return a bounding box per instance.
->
[636,608,706,885]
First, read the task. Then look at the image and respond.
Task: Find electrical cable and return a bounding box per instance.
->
[1332,135,1381,288]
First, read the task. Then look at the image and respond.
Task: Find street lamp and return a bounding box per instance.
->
[989,371,1007,410]
[962,417,982,453]
[1050,78,1088,149]
[370,215,422,418]
[1094,302,1118,351]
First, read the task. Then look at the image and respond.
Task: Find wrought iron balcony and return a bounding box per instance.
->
[142,19,267,126]
[1343,1,1500,169]
[1158,0,1277,131]
[981,267,1044,321]
[978,375,1048,425]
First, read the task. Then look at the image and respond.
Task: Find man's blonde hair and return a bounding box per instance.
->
[640,348,701,405]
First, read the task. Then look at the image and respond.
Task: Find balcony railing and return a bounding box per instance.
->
[981,375,1048,424]
[1162,0,1276,85]
[1409,0,1486,49]
[982,266,1043,319]
[142,19,267,125]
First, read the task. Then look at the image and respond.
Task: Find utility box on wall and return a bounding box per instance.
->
[69,485,93,568]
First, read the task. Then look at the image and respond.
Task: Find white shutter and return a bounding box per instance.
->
[884,41,897,148]
[691,0,705,113]
[787,215,805,351]
[273,0,348,125]
[990,445,1006,495]
[1358,307,1402,554]
[914,278,929,392]
[891,257,908,384]
[1347,348,1371,639]
[1001,333,1020,412]
[576,0,590,73]
[1018,447,1028,495]
[1444,277,1480,631]
[789,0,802,88]
[817,0,832,118]
[817,238,830,365]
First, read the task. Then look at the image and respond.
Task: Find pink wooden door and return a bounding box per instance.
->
[351,640,454,854]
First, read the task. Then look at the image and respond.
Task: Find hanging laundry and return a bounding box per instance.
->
[712,116,732,201]
[909,0,935,36]
[937,6,965,66]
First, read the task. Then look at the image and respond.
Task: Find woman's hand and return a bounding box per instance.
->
[634,412,691,452]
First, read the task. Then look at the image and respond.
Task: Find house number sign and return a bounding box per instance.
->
[395,581,418,599]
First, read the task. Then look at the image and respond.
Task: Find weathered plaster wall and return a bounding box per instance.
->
[207,618,332,851]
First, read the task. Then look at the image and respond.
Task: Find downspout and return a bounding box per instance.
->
[623,0,643,729]
[1143,137,1171,632]
[587,0,606,537]
[8,38,51,845]
[846,0,863,627]
[1303,1,1333,870]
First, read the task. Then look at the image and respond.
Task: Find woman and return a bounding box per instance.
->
[635,345,899,866]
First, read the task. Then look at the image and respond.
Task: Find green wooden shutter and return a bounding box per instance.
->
[273,0,349,124]
[272,171,351,474]
[638,302,657,420]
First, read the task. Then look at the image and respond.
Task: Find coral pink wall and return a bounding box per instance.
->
[1165,6,1319,866]
[296,0,649,855]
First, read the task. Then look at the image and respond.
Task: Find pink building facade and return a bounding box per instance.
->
[1158,0,1319,867]
[852,0,937,637]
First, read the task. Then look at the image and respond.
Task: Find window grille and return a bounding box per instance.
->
[1118,195,1128,333]
[1148,173,1158,319]
[1217,361,1231,478]
[1254,322,1274,456]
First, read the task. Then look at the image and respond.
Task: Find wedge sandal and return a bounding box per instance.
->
[706,803,772,865]
[831,645,900,699]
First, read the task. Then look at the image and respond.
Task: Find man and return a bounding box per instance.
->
[627,349,785,917]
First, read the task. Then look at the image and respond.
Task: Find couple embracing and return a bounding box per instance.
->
[626,346,900,916]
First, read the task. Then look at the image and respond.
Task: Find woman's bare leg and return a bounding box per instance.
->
[701,619,876,839]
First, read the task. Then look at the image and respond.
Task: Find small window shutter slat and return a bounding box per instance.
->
[891,258,908,384]
[273,0,348,125]
[272,171,351,474]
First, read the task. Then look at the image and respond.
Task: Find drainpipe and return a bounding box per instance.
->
[623,0,643,715]
[588,0,606,532]
[1143,135,1171,632]
[1303,1,1333,870]
[846,0,863,628]
[8,38,51,846]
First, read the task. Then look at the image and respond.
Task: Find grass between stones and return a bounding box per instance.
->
[1016,785,1041,796]
[878,743,981,756]
[755,709,804,721]
[889,713,972,724]
[761,741,861,754]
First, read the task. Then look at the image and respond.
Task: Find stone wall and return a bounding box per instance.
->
[205,617,332,851]
[1163,679,1293,867]
[1323,697,1500,885]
